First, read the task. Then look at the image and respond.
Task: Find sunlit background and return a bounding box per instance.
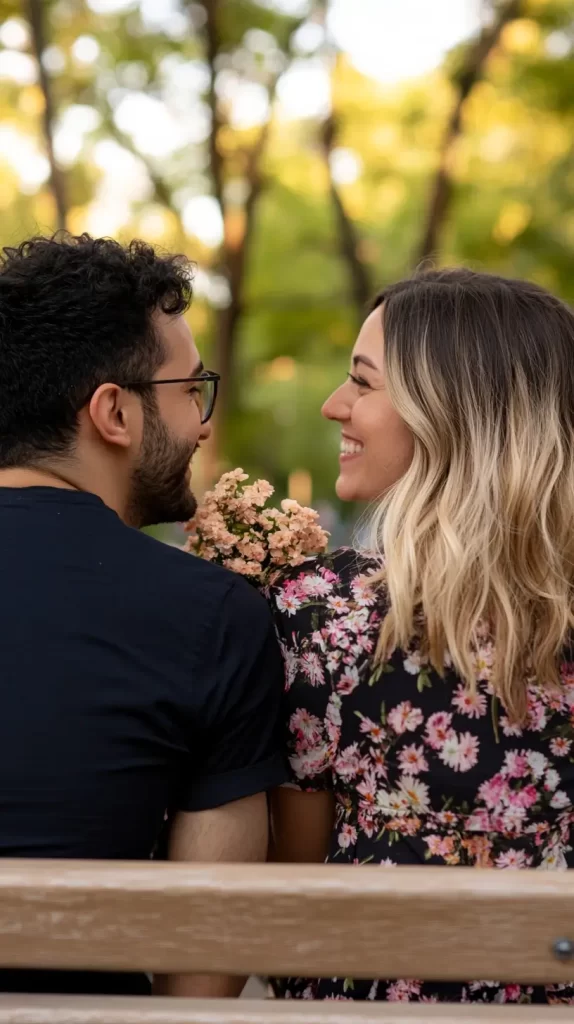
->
[1,0,573,543]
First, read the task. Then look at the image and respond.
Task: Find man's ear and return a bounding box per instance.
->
[86,383,135,449]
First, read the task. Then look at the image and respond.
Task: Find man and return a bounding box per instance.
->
[0,234,286,995]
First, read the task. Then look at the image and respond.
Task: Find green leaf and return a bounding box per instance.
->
[417,670,432,692]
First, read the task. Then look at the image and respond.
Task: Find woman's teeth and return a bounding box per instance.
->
[340,439,364,456]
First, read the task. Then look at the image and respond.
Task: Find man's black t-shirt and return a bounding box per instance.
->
[0,487,286,994]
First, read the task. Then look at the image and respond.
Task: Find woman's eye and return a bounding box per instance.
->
[347,372,371,390]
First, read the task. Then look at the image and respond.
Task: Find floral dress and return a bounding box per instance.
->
[266,547,574,1005]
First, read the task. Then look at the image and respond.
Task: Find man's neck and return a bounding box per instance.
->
[0,467,78,491]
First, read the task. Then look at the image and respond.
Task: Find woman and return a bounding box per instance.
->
[267,268,574,1005]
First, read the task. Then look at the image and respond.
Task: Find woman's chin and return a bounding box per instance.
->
[336,467,383,504]
[335,472,361,503]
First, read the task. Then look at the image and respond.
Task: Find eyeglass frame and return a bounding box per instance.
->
[118,371,220,424]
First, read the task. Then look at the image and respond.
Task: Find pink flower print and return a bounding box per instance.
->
[478,773,507,809]
[386,980,421,1002]
[457,732,479,771]
[513,784,538,810]
[387,701,424,735]
[289,708,323,744]
[495,849,532,869]
[403,649,423,675]
[425,711,454,750]
[300,574,334,598]
[357,771,378,810]
[369,748,388,778]
[311,629,326,651]
[359,716,385,741]
[337,666,360,695]
[437,809,458,827]
[500,715,523,738]
[358,809,376,838]
[291,741,331,781]
[325,650,341,674]
[326,595,349,615]
[281,645,299,690]
[325,697,342,745]
[398,776,431,814]
[300,651,325,687]
[544,768,560,792]
[355,632,374,653]
[324,620,347,647]
[472,641,494,680]
[503,750,529,779]
[501,804,527,834]
[527,699,547,732]
[501,985,523,1003]
[526,750,548,780]
[338,823,357,849]
[335,743,362,779]
[550,790,571,810]
[350,575,377,606]
[451,684,487,719]
[376,787,410,817]
[466,808,492,832]
[275,588,302,616]
[343,608,370,634]
[560,661,574,685]
[397,744,429,775]
[550,737,572,757]
[325,694,342,728]
[439,731,479,772]
[425,834,456,859]
[320,568,340,584]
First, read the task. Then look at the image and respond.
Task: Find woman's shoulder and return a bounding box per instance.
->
[266,546,384,619]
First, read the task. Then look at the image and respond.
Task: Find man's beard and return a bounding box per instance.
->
[128,407,198,529]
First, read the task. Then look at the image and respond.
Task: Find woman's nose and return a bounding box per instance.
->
[322,383,351,422]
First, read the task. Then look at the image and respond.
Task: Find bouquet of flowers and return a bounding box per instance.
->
[184,468,329,584]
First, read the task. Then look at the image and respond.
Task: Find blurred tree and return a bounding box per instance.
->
[0,0,572,524]
[418,0,524,262]
[25,0,67,229]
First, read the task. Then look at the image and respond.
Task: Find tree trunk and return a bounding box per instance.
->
[417,0,522,263]
[321,113,371,319]
[26,0,67,232]
[203,0,224,211]
[207,123,270,479]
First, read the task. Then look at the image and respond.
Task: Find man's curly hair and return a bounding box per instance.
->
[0,233,194,467]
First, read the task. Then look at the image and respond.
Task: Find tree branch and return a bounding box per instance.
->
[417,0,523,263]
[26,0,67,231]
[101,109,175,210]
[320,113,371,318]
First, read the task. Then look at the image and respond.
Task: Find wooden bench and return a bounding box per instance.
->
[0,860,571,1022]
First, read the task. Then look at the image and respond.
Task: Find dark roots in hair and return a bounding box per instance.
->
[0,232,194,467]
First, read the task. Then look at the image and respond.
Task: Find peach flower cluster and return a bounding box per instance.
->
[184,468,329,583]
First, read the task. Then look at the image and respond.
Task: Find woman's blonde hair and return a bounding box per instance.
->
[368,268,574,722]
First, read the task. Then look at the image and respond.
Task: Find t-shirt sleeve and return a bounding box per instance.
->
[268,558,341,793]
[180,578,288,812]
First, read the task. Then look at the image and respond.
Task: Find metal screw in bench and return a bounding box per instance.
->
[553,939,574,960]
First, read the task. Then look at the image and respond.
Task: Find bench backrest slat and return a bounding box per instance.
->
[0,998,572,1024]
[0,861,572,984]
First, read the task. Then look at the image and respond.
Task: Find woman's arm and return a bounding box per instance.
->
[270,787,335,863]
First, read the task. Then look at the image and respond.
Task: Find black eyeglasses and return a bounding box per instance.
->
[120,371,220,424]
